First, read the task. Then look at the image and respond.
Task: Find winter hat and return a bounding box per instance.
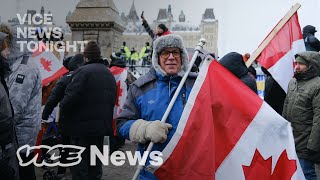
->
[219,52,248,78]
[68,54,84,71]
[83,41,101,61]
[110,52,126,68]
[158,24,168,32]
[63,56,73,70]
[303,25,317,35]
[295,56,309,66]
[0,32,8,51]
[152,34,189,77]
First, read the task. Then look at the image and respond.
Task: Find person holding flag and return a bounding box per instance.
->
[117,34,195,179]
[282,51,320,180]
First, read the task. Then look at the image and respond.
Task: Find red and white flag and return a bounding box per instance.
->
[32,44,68,86]
[148,60,304,180]
[257,12,305,92]
[110,66,128,134]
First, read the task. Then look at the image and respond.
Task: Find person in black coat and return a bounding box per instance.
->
[42,54,84,122]
[219,52,257,93]
[303,25,320,52]
[60,41,116,180]
[42,54,84,177]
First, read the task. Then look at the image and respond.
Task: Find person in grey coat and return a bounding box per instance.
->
[282,51,320,180]
[1,23,42,180]
[0,31,20,180]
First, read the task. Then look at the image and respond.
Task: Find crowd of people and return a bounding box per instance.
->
[1,9,320,180]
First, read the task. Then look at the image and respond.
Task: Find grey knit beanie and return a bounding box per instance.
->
[152,34,189,77]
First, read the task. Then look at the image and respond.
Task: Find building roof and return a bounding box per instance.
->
[127,0,139,22]
[157,9,168,21]
[67,0,121,23]
[179,10,185,22]
[202,8,215,20]
[171,22,199,32]
[66,0,125,32]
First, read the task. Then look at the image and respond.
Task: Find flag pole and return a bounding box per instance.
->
[245,3,301,67]
[131,38,207,180]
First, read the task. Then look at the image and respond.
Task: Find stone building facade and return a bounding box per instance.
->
[66,0,125,58]
[121,1,218,55]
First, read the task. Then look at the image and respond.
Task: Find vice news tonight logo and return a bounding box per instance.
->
[15,13,86,53]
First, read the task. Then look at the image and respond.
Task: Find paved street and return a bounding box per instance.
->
[35,141,138,180]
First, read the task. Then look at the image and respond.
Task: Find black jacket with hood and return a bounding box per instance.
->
[60,59,117,136]
[219,52,257,93]
[42,54,84,128]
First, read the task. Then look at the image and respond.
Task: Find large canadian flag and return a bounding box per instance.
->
[148,60,305,180]
[32,44,68,86]
[256,12,305,92]
[110,66,128,134]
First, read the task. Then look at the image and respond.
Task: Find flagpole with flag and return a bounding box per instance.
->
[147,49,305,180]
[245,3,305,93]
[131,38,207,180]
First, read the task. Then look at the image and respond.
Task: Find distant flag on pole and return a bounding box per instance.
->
[245,4,305,92]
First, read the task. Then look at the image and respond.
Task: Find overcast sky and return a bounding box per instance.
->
[0,0,319,56]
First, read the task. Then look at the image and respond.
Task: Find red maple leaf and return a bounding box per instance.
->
[115,81,123,106]
[243,149,297,180]
[40,58,52,72]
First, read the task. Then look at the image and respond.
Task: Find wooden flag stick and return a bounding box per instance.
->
[245,3,301,67]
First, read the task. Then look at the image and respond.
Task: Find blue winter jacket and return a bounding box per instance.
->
[117,68,196,180]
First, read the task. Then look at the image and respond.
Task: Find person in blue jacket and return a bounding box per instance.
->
[117,34,196,179]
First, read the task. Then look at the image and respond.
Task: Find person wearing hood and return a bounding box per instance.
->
[303,25,320,52]
[219,52,257,93]
[0,32,20,180]
[282,51,320,180]
[0,23,42,180]
[60,41,116,180]
[117,34,196,179]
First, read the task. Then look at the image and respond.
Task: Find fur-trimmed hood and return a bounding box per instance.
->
[152,34,189,77]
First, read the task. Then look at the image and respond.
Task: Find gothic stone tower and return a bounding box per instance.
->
[66,0,125,58]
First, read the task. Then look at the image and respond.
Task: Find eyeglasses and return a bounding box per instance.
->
[159,50,181,59]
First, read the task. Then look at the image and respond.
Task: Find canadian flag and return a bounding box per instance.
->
[256,12,305,92]
[110,66,128,134]
[32,43,68,86]
[148,60,305,180]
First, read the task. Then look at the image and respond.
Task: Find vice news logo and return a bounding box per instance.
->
[17,145,163,167]
[16,13,86,53]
